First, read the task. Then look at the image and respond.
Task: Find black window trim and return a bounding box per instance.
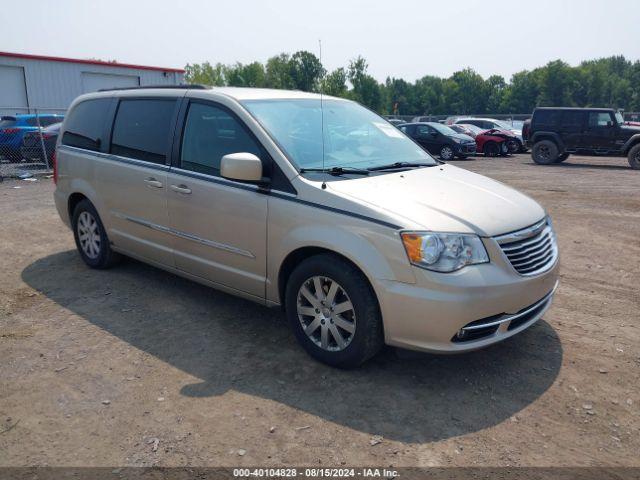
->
[108,95,181,166]
[61,97,115,153]
[170,98,297,195]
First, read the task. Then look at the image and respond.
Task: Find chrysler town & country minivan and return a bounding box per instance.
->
[54,86,559,367]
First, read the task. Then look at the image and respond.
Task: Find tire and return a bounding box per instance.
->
[285,254,384,368]
[439,145,454,160]
[72,199,121,269]
[483,141,500,157]
[505,139,520,154]
[628,144,640,170]
[532,140,559,165]
[555,153,570,163]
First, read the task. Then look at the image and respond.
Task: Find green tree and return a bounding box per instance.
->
[322,68,348,97]
[289,51,325,92]
[347,56,382,111]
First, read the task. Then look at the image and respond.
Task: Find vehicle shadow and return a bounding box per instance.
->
[527,160,632,171]
[22,251,563,443]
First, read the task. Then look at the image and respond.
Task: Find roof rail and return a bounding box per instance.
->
[98,84,208,92]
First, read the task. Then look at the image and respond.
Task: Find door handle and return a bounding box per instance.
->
[170,184,192,195]
[144,177,163,188]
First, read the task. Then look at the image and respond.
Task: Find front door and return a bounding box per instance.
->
[414,124,440,154]
[166,100,268,299]
[584,111,617,152]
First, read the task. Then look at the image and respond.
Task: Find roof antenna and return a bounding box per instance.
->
[319,38,327,190]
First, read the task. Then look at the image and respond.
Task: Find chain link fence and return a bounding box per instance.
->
[0,107,66,180]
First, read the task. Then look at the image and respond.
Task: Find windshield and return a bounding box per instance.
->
[493,119,513,130]
[615,112,625,124]
[242,98,436,170]
[459,124,483,135]
[428,123,458,135]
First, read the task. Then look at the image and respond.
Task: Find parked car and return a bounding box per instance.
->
[386,118,406,128]
[454,117,526,152]
[20,122,62,164]
[54,86,559,368]
[450,124,511,156]
[0,114,64,162]
[399,122,476,159]
[527,107,640,169]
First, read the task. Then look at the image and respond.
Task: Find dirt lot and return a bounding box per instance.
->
[1,153,638,468]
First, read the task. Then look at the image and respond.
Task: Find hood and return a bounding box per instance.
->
[620,124,640,137]
[326,164,545,237]
[451,133,475,142]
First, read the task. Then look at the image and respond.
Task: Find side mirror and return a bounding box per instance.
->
[220,152,263,183]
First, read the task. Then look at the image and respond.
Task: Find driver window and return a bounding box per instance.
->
[416,125,432,137]
[180,102,262,176]
[588,112,613,128]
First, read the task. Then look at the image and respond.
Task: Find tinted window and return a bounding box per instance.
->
[561,111,584,128]
[180,102,262,176]
[111,99,177,164]
[534,110,560,127]
[41,116,63,127]
[62,99,112,151]
[588,112,613,128]
[416,125,434,137]
[0,118,17,128]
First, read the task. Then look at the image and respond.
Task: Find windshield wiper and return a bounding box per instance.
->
[367,162,435,171]
[300,166,370,176]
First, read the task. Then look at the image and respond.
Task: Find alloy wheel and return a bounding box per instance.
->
[441,146,454,160]
[77,211,101,259]
[537,144,551,160]
[296,276,356,351]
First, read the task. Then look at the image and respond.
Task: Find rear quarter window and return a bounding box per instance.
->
[62,99,112,151]
[533,110,561,128]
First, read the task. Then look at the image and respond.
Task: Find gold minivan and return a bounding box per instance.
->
[54,86,559,367]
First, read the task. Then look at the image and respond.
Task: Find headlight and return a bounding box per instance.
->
[401,232,489,272]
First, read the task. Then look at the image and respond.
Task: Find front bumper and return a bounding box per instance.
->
[454,143,477,156]
[375,238,559,353]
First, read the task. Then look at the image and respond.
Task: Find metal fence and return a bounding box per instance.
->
[0,107,66,180]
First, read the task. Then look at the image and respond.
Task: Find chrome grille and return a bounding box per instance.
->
[495,218,558,276]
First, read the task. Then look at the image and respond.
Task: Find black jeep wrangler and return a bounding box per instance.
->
[523,107,640,169]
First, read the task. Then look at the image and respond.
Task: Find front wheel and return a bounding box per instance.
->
[505,139,520,153]
[555,153,570,163]
[72,199,121,269]
[439,145,455,160]
[483,141,500,157]
[285,254,384,368]
[628,144,640,170]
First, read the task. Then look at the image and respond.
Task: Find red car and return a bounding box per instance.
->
[450,124,518,156]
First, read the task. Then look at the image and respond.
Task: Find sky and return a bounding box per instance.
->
[2,0,639,82]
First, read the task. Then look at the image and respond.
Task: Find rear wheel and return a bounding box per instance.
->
[285,254,383,368]
[483,141,500,157]
[439,145,454,160]
[532,140,559,165]
[72,199,121,269]
[555,153,570,163]
[628,144,640,170]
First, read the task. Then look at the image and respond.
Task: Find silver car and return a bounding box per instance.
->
[53,86,559,367]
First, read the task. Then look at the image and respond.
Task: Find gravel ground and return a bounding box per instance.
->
[0,153,638,468]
